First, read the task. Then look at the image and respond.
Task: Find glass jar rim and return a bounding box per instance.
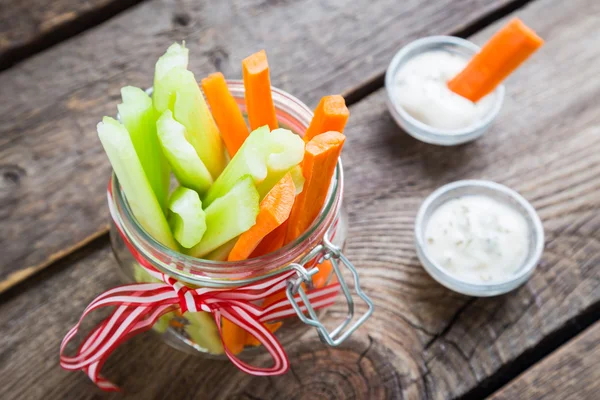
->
[111,82,344,286]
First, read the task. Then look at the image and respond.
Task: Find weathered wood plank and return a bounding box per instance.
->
[490,321,600,400]
[0,0,145,70]
[1,0,599,398]
[0,0,517,292]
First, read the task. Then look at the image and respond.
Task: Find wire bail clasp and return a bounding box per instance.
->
[285,233,374,346]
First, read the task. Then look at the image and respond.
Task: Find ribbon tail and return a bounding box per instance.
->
[60,287,177,391]
[214,307,290,376]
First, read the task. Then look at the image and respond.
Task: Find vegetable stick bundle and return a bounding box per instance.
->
[97,42,350,354]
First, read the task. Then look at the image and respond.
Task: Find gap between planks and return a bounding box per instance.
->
[456,301,600,400]
[0,0,150,72]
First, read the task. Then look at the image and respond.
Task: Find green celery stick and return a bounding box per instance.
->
[168,187,207,249]
[156,110,213,195]
[202,125,269,206]
[98,117,178,249]
[255,128,306,198]
[185,311,224,354]
[289,164,305,195]
[204,239,237,261]
[153,42,189,106]
[203,126,304,206]
[188,176,259,258]
[118,86,170,211]
[154,66,227,179]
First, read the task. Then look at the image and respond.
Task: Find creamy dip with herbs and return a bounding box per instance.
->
[424,195,529,283]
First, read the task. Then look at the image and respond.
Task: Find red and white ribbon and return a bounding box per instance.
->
[59,182,340,391]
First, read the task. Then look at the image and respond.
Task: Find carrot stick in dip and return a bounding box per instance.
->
[242,50,278,131]
[201,72,249,157]
[448,18,544,102]
[303,95,349,142]
[228,173,295,261]
[285,131,345,244]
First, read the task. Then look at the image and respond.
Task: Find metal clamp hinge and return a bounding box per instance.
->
[285,236,374,347]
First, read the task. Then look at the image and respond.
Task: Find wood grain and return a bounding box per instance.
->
[0,0,517,293]
[0,0,145,69]
[1,0,599,398]
[489,321,600,400]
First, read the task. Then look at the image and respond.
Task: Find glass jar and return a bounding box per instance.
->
[109,81,373,360]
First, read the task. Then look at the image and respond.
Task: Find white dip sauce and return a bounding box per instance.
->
[392,51,495,130]
[424,195,529,283]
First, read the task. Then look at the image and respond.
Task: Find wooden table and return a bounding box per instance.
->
[1,0,599,398]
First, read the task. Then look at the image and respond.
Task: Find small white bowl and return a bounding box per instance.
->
[385,36,505,146]
[414,180,544,296]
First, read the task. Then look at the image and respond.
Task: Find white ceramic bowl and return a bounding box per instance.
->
[415,180,544,296]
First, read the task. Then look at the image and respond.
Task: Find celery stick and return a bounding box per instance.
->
[154,67,227,179]
[289,164,305,195]
[185,311,224,354]
[202,125,269,206]
[98,117,178,249]
[153,42,189,106]
[255,129,305,198]
[156,110,213,195]
[168,187,206,249]
[204,239,237,261]
[118,86,170,211]
[188,176,259,258]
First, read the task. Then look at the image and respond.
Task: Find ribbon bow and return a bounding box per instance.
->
[59,185,340,391]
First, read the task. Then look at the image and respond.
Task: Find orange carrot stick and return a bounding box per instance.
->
[303,95,349,142]
[250,221,288,258]
[448,18,544,102]
[221,317,247,355]
[311,260,335,288]
[242,50,278,131]
[228,173,295,261]
[285,131,345,244]
[201,72,249,157]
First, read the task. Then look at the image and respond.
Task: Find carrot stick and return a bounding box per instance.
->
[448,18,544,102]
[201,72,249,157]
[250,221,288,258]
[285,131,345,244]
[311,260,335,288]
[303,95,349,142]
[242,50,278,131]
[228,173,295,261]
[221,317,247,355]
